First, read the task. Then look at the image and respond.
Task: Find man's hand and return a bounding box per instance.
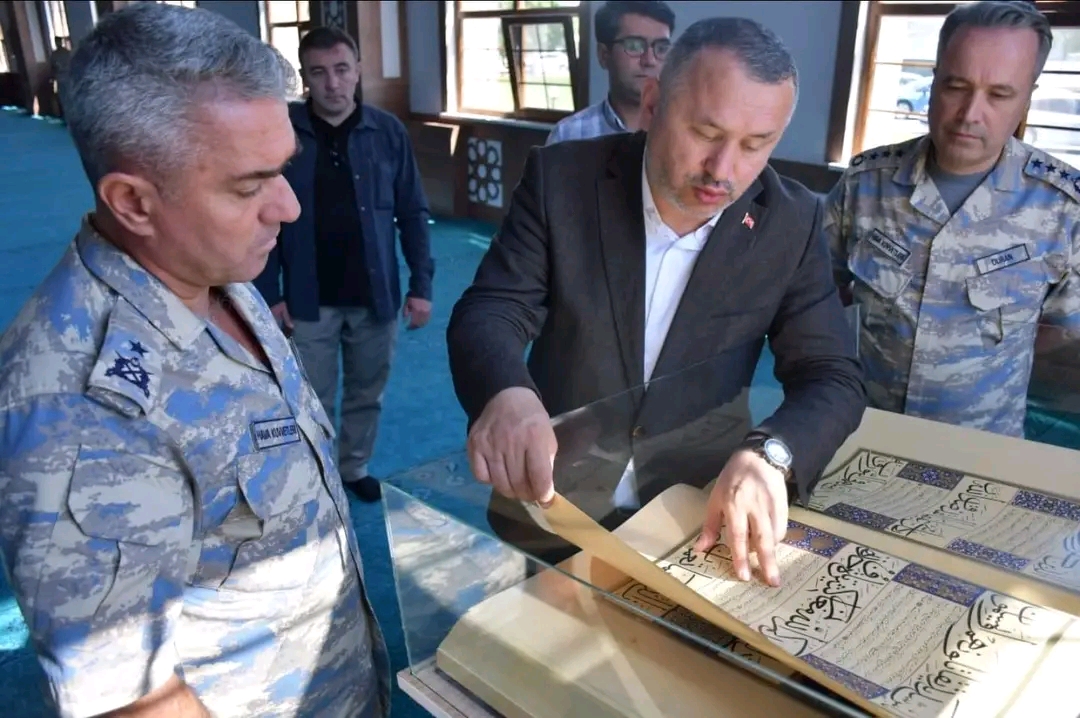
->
[695,449,789,587]
[467,387,557,505]
[97,675,211,717]
[269,301,293,332]
[403,297,432,329]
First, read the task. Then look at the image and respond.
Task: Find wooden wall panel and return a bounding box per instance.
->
[406,119,465,217]
[407,115,844,222]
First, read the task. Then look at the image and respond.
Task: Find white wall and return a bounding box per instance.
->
[407,0,846,165]
[407,0,442,115]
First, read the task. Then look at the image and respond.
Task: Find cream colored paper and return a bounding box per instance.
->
[533,493,1080,718]
[437,483,832,718]
[810,449,1080,593]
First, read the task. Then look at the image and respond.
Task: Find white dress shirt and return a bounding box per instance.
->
[611,164,723,509]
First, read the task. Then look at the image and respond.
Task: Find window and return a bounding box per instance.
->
[42,0,70,52]
[448,1,585,122]
[852,1,1080,167]
[262,1,311,79]
[0,20,9,74]
[159,1,198,8]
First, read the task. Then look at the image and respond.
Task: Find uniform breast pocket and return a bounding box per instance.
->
[214,446,325,593]
[64,447,193,619]
[848,235,914,302]
[848,236,914,333]
[965,261,1048,346]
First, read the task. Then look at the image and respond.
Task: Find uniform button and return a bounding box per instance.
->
[632,425,645,439]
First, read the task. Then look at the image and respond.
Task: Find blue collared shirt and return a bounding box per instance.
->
[546,96,629,145]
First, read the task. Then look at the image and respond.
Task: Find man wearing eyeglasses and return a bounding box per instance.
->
[546,1,675,145]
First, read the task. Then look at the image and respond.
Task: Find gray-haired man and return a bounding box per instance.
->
[0,4,388,717]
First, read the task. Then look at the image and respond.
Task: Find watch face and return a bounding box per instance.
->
[763,438,792,468]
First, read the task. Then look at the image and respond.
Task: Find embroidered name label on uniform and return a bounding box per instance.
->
[251,417,301,450]
[975,245,1030,275]
[867,229,911,266]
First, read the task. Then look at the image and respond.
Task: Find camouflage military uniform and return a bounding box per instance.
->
[823,135,1080,436]
[0,219,390,717]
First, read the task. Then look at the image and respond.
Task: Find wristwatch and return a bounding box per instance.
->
[740,433,793,480]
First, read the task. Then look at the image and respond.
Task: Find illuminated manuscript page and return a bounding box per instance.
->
[595,516,1080,718]
[809,449,1080,595]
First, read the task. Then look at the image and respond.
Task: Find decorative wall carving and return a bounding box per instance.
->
[320,0,347,30]
[466,137,503,209]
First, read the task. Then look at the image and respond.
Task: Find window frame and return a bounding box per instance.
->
[850,1,1080,159]
[0,15,9,74]
[450,1,588,123]
[40,0,70,52]
[261,0,313,81]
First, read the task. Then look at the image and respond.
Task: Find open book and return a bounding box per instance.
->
[524,458,1080,717]
[434,410,1080,717]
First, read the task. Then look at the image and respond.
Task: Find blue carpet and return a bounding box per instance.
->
[0,107,493,717]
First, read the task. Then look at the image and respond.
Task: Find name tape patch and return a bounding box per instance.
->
[975,245,1030,276]
[251,417,302,451]
[867,229,911,266]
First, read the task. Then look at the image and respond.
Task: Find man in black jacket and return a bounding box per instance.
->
[254,28,434,502]
[447,17,865,586]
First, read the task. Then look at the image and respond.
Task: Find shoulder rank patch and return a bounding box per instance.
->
[847,141,912,174]
[1023,151,1080,203]
[104,345,153,398]
[87,304,162,417]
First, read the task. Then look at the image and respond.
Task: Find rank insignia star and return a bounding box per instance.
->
[1032,158,1044,170]
[128,340,149,357]
[105,351,152,398]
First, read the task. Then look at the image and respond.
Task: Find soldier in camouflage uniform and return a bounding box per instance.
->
[0,4,389,717]
[823,0,1080,437]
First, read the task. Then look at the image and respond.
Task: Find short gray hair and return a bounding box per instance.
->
[938,1,1053,80]
[61,1,298,189]
[658,17,799,108]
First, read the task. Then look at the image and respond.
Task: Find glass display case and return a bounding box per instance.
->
[384,319,1080,718]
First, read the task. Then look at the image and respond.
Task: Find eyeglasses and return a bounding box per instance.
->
[611,36,671,59]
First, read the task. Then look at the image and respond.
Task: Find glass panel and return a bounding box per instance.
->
[266,0,299,25]
[297,0,310,23]
[861,108,928,149]
[459,17,514,113]
[386,316,1080,715]
[514,22,573,112]
[458,1,515,12]
[1029,27,1080,167]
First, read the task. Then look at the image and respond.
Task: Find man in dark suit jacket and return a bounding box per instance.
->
[447,17,866,587]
